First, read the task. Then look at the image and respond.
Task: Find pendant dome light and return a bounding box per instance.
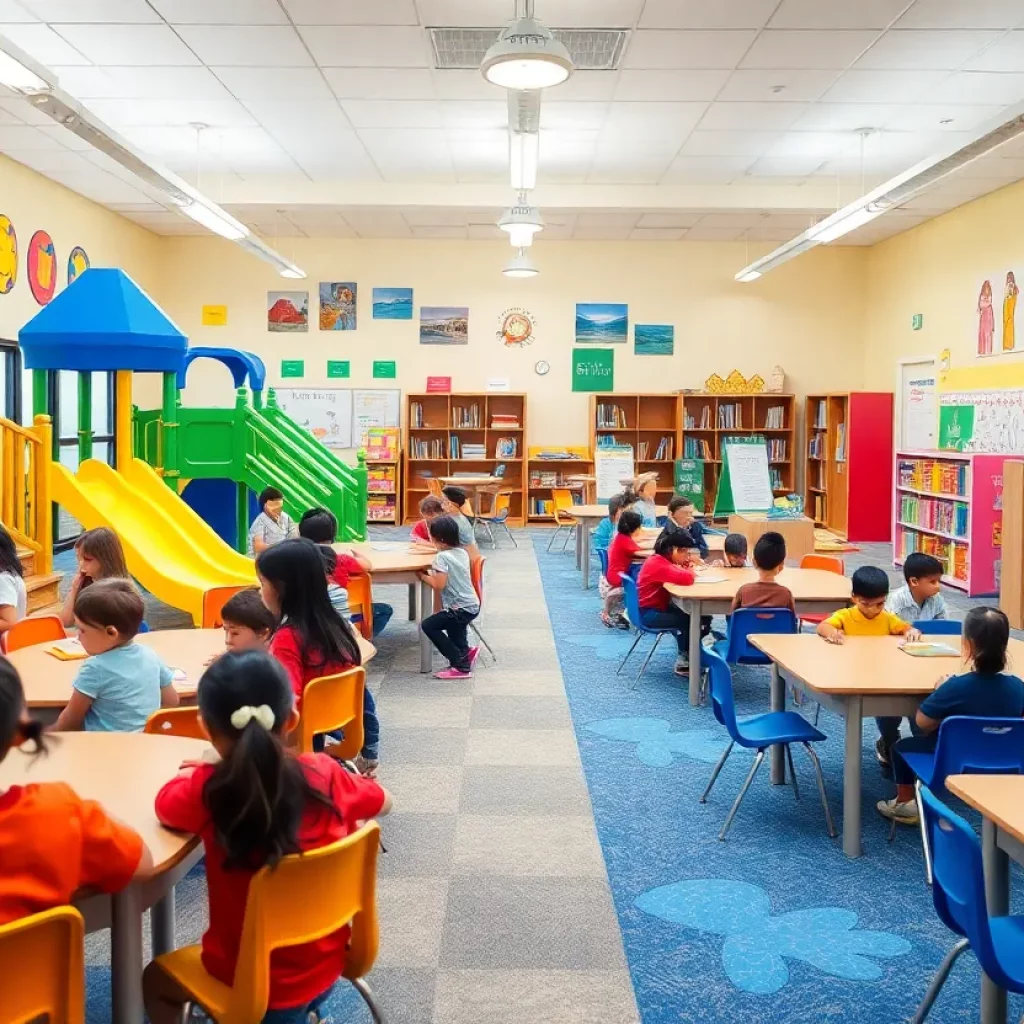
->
[498,192,545,248]
[503,247,539,278]
[481,0,573,91]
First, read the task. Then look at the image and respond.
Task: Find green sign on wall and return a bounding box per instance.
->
[674,459,705,513]
[572,348,614,392]
[327,360,350,379]
[281,359,304,379]
[939,404,974,451]
[373,360,396,379]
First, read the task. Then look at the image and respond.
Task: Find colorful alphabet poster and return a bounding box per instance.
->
[0,215,17,294]
[27,230,56,305]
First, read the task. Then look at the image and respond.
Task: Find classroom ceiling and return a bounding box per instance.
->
[3,0,1024,245]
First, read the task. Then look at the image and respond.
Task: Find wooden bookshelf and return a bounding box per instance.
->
[805,391,893,540]
[403,392,527,524]
[364,427,401,524]
[527,446,593,521]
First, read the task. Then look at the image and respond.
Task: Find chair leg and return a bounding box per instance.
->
[351,977,387,1024]
[560,524,575,552]
[813,702,822,727]
[501,521,518,547]
[546,525,563,551]
[483,522,496,548]
[700,741,734,803]
[888,818,898,844]
[785,744,800,801]
[630,633,665,690]
[616,631,644,675]
[719,749,765,841]
[470,622,496,664]
[803,742,837,838]
[910,938,970,1024]
[916,779,934,887]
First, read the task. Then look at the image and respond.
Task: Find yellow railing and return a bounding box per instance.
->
[0,415,53,575]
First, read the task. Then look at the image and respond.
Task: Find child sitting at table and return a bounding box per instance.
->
[878,606,1024,825]
[629,473,659,527]
[220,589,275,652]
[441,486,481,561]
[60,526,132,628]
[257,538,379,776]
[593,492,633,557]
[731,532,795,615]
[721,533,749,567]
[142,649,391,1024]
[247,486,297,556]
[0,524,26,640]
[601,509,644,628]
[411,495,445,545]
[298,507,393,636]
[816,566,918,645]
[0,657,154,926]
[665,496,709,559]
[54,579,179,733]
[636,530,699,676]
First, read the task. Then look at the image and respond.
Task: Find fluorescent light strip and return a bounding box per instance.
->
[0,35,53,93]
[181,200,248,241]
[510,130,539,191]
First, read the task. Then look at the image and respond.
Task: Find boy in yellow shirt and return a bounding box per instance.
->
[817,566,922,644]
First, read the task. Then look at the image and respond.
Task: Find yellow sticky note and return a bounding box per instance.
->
[202,304,227,326]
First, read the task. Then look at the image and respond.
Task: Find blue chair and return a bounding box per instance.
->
[913,619,962,635]
[138,620,150,634]
[912,786,1024,1022]
[699,647,836,841]
[889,717,1024,883]
[713,607,797,666]
[617,575,684,690]
[597,547,609,579]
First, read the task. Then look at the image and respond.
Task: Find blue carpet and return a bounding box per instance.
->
[533,534,1024,1023]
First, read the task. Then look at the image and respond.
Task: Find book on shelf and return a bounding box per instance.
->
[835,423,847,462]
[533,449,583,460]
[365,426,399,460]
[897,457,970,496]
[411,438,445,459]
[684,437,712,459]
[451,436,486,459]
[531,498,554,517]
[898,495,969,538]
[451,404,482,427]
[367,467,396,492]
[767,439,787,461]
[897,526,970,582]
[717,402,743,429]
[654,436,673,460]
[808,434,825,459]
[597,403,628,428]
[770,468,783,489]
[638,441,649,460]
[813,403,828,429]
[764,405,786,429]
[813,494,825,521]
[367,497,397,521]
[410,402,424,428]
[494,436,518,458]
[490,414,521,429]
[597,434,620,447]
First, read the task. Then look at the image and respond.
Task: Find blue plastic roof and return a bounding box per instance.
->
[19,268,187,372]
[178,347,266,391]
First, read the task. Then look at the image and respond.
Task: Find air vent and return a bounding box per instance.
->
[429,27,627,71]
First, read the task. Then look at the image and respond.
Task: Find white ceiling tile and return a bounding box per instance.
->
[575,211,640,228]
[965,31,1024,71]
[291,153,382,180]
[882,103,1006,131]
[108,201,164,211]
[4,147,92,172]
[683,225,746,240]
[282,0,418,24]
[340,99,441,129]
[0,101,22,124]
[416,0,642,28]
[299,26,431,67]
[822,69,951,102]
[930,70,1024,103]
[792,102,899,131]
[467,224,504,239]
[0,1,37,21]
[0,23,90,64]
[540,102,608,131]
[639,0,778,29]
[123,210,204,233]
[699,101,810,130]
[623,30,758,70]
[587,158,676,184]
[401,207,467,227]
[897,0,1024,29]
[545,72,618,101]
[357,127,454,179]
[0,124,64,149]
[717,68,841,101]
[770,130,862,157]
[431,69,505,101]
[150,0,288,23]
[408,0,507,26]
[571,224,635,239]
[174,26,313,66]
[53,24,201,65]
[411,225,469,238]
[604,101,707,135]
[662,154,755,181]
[214,67,332,100]
[769,0,914,29]
[0,95,53,124]
[324,67,435,99]
[679,130,783,156]
[614,69,732,101]
[47,167,153,202]
[84,97,257,128]
[341,208,413,237]
[439,100,506,129]
[630,227,686,239]
[741,30,882,69]
[19,0,160,21]
[52,65,232,99]
[748,153,828,175]
[855,29,1001,70]
[243,99,351,132]
[637,211,704,228]
[697,212,765,228]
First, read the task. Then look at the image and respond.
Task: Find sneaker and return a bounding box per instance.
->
[674,656,689,677]
[876,797,919,824]
[600,612,615,629]
[435,667,472,680]
[874,736,891,766]
[614,615,631,631]
[468,646,481,668]
[353,754,378,778]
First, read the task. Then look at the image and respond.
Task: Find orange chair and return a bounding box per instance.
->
[426,477,444,498]
[798,554,846,629]
[149,822,384,1024]
[546,488,578,552]
[476,491,517,549]
[346,575,374,640]
[2,614,66,654]
[145,707,206,740]
[203,586,256,629]
[293,667,365,758]
[0,905,85,1024]
[468,556,494,665]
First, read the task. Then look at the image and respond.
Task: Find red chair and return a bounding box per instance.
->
[2,614,66,654]
[798,554,846,630]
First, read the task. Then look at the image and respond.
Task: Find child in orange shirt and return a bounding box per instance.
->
[0,657,153,926]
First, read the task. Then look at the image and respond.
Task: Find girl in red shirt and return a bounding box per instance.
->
[601,508,644,628]
[143,650,391,1023]
[635,530,699,676]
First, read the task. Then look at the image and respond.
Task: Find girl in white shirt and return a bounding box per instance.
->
[0,524,27,639]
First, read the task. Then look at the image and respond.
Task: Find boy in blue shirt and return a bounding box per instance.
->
[592,492,633,555]
[53,578,179,733]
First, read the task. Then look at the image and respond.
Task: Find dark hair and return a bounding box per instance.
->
[419,495,444,516]
[0,657,45,758]
[256,539,360,672]
[0,525,23,578]
[617,509,644,535]
[259,486,283,508]
[963,606,1009,674]
[221,589,276,634]
[851,566,890,600]
[724,533,748,557]
[75,527,129,581]
[298,507,337,544]
[442,485,467,507]
[198,650,339,871]
[903,552,944,582]
[74,578,144,637]
[654,529,696,558]
[667,496,694,514]
[753,531,786,571]
[607,492,629,519]
[428,514,461,547]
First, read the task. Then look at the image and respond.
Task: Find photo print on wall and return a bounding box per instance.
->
[635,324,674,355]
[420,306,469,345]
[267,291,309,332]
[373,287,413,320]
[576,302,628,344]
[320,281,357,330]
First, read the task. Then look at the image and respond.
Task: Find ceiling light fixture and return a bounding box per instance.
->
[498,192,544,248]
[503,247,539,278]
[0,35,53,94]
[510,130,539,190]
[180,199,248,241]
[482,0,574,90]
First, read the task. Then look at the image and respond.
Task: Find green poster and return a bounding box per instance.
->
[714,437,773,516]
[572,348,614,392]
[674,459,705,513]
[373,360,396,379]
[938,404,974,451]
[327,360,350,379]
[281,359,304,379]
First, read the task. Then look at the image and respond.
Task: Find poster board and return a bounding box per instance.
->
[274,388,353,450]
[595,445,634,503]
[674,459,705,513]
[714,438,773,515]
[938,389,1024,453]
[353,389,401,447]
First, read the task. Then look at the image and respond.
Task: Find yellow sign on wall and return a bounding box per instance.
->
[202,304,227,326]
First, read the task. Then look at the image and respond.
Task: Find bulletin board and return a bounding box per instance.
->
[938,389,1024,453]
[595,445,634,503]
[353,389,401,447]
[275,388,353,450]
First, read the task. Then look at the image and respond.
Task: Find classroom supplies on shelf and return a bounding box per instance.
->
[526,445,594,519]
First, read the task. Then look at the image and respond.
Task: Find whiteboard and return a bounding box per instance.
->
[353,389,401,447]
[274,388,353,450]
[595,445,635,503]
[722,441,773,512]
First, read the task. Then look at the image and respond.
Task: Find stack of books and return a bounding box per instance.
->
[490,413,520,429]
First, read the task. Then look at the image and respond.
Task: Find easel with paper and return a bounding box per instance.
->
[595,445,635,503]
[714,438,773,515]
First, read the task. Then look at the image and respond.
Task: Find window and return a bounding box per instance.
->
[0,340,21,423]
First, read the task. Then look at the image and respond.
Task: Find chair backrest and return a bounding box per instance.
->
[800,554,845,575]
[223,822,382,1024]
[491,492,511,521]
[913,619,963,635]
[426,478,443,498]
[470,556,486,612]
[551,488,576,518]
[345,575,374,640]
[0,905,85,1024]
[145,707,205,740]
[293,666,365,758]
[931,717,1024,793]
[723,607,798,665]
[701,646,742,740]
[3,614,65,653]
[597,547,609,578]
[203,585,255,629]
[619,575,644,631]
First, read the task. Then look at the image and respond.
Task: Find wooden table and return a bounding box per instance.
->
[566,474,597,504]
[438,475,502,519]
[728,513,817,562]
[631,532,726,561]
[568,504,670,589]
[747,634,998,859]
[946,773,1024,1023]
[0,731,210,1024]
[666,567,851,707]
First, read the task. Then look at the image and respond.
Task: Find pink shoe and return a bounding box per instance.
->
[468,646,481,668]
[435,667,472,680]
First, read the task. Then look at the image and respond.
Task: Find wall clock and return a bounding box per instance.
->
[534,360,550,375]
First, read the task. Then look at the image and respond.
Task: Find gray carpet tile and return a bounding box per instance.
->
[469,694,574,730]
[458,765,593,816]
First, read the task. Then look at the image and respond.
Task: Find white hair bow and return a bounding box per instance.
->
[230,704,276,731]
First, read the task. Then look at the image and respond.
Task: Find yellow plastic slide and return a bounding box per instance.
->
[51,458,256,624]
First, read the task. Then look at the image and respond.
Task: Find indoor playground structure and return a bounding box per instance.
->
[7,267,366,625]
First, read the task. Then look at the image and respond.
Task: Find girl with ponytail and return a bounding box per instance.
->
[143,650,391,1024]
[0,656,152,925]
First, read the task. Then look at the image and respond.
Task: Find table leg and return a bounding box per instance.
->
[150,889,176,957]
[687,600,702,706]
[575,520,583,571]
[981,819,1010,1023]
[418,577,433,674]
[110,886,144,1024]
[407,583,416,621]
[770,664,786,785]
[842,697,863,858]
[581,525,592,590]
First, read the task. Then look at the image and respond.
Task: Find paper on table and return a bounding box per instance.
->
[900,642,960,657]
[371,542,405,550]
[692,575,728,584]
[46,637,88,661]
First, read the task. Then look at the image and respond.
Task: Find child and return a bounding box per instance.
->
[411,495,445,545]
[220,589,275,652]
[876,552,949,775]
[419,515,480,679]
[0,657,154,925]
[60,526,131,627]
[257,538,379,776]
[602,508,644,628]
[631,473,659,527]
[441,486,481,561]
[666,496,709,559]
[142,650,391,1024]
[298,507,393,636]
[248,486,296,556]
[636,530,698,675]
[878,606,1024,824]
[0,524,26,639]
[593,492,632,556]
[731,531,795,615]
[816,566,918,645]
[54,579,179,732]
[722,533,749,568]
